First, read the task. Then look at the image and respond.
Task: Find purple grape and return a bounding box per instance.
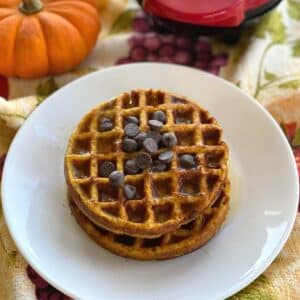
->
[206,66,220,75]
[159,45,175,57]
[36,289,50,300]
[160,34,176,45]
[194,60,208,70]
[147,53,159,62]
[211,53,229,67]
[195,40,212,53]
[159,56,173,63]
[145,33,161,51]
[218,52,229,60]
[173,50,193,65]
[115,57,131,65]
[34,275,49,289]
[128,34,145,47]
[27,265,38,282]
[135,10,146,19]
[49,291,63,300]
[195,52,212,62]
[130,46,147,62]
[132,18,151,33]
[176,37,193,49]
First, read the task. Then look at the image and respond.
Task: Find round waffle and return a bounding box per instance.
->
[65,89,228,238]
[69,182,230,260]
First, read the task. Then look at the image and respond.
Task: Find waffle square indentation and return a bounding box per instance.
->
[202,127,221,145]
[72,159,90,179]
[173,108,194,124]
[97,183,119,202]
[200,110,213,124]
[122,92,139,109]
[175,130,196,146]
[97,136,118,154]
[153,203,174,223]
[151,177,172,198]
[179,174,201,195]
[146,90,165,106]
[126,203,148,223]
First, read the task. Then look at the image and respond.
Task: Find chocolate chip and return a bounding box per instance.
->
[152,160,167,172]
[109,171,124,187]
[125,116,139,125]
[101,117,111,123]
[162,132,177,148]
[122,138,138,152]
[148,119,163,131]
[99,161,115,177]
[100,122,113,131]
[123,184,137,200]
[99,117,114,131]
[135,132,147,147]
[124,123,140,137]
[143,138,158,154]
[152,111,166,124]
[136,152,152,169]
[180,154,196,169]
[125,159,140,174]
[158,151,173,163]
[147,131,161,143]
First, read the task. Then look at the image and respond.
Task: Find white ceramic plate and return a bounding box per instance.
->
[2,63,299,300]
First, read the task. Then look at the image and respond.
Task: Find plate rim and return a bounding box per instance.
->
[2,63,299,299]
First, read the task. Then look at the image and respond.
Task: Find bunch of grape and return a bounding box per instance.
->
[115,11,229,75]
[116,33,228,75]
[132,10,153,34]
[27,266,72,300]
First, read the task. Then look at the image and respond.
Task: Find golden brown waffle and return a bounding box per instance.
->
[65,89,228,238]
[69,182,230,260]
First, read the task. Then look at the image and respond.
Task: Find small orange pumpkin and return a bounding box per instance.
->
[0,0,100,78]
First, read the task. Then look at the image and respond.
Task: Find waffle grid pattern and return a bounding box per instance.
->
[65,90,228,238]
[69,183,230,260]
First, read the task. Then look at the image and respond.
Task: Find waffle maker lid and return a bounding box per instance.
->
[142,0,272,27]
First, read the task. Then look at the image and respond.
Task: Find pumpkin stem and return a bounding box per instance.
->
[19,0,43,14]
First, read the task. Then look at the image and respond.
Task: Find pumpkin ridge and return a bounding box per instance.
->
[46,1,98,19]
[47,0,98,10]
[0,0,19,8]
[37,11,87,74]
[0,10,18,25]
[13,16,26,75]
[0,9,16,23]
[46,4,99,48]
[41,10,88,56]
[0,14,23,76]
[31,15,50,75]
[46,0,95,8]
[36,12,55,74]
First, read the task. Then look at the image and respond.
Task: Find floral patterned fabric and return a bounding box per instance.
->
[0,0,299,299]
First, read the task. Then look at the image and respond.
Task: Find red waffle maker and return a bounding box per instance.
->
[138,0,282,41]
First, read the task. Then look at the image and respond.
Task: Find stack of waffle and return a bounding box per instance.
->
[65,89,230,260]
